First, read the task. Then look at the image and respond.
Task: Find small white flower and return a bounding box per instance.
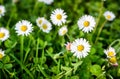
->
[58,26,68,36]
[0,5,6,18]
[40,20,52,33]
[77,15,96,33]
[70,38,91,59]
[103,11,115,21]
[0,49,5,59]
[38,0,53,5]
[104,47,116,58]
[15,20,33,36]
[50,8,67,26]
[0,27,9,41]
[36,17,46,27]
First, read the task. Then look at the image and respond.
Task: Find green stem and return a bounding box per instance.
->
[38,65,48,77]
[23,35,32,63]
[66,34,72,42]
[35,38,39,64]
[109,39,120,47]
[20,36,24,64]
[10,54,34,79]
[93,0,104,34]
[33,0,39,14]
[41,48,44,66]
[95,20,107,44]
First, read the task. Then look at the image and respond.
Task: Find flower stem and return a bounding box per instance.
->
[109,39,120,47]
[35,38,39,64]
[95,20,107,43]
[93,0,104,34]
[33,0,39,14]
[66,34,72,42]
[20,35,24,64]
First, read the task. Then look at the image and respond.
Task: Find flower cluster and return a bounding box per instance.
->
[36,17,52,33]
[0,3,118,68]
[104,47,118,66]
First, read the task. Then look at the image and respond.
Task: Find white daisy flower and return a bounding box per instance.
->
[15,20,33,36]
[58,26,68,36]
[70,38,91,59]
[0,49,5,60]
[50,8,67,26]
[40,20,52,33]
[0,5,6,18]
[77,15,96,33]
[103,11,115,21]
[38,0,53,5]
[0,27,9,41]
[104,47,116,58]
[36,17,46,27]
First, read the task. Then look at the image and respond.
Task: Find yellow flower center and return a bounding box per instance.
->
[56,14,62,20]
[39,19,42,24]
[77,45,84,51]
[42,24,47,30]
[21,25,28,32]
[107,15,111,19]
[109,57,117,64]
[83,21,90,27]
[0,53,3,59]
[62,30,67,35]
[108,51,114,57]
[0,32,5,38]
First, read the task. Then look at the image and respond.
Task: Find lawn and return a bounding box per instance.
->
[0,0,120,79]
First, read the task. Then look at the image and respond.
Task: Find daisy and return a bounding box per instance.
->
[70,38,91,58]
[65,42,71,51]
[50,8,67,26]
[103,11,115,21]
[108,56,118,66]
[104,47,116,58]
[36,17,46,27]
[0,5,6,18]
[15,20,33,36]
[58,26,68,36]
[39,0,54,5]
[0,27,9,41]
[40,20,52,33]
[0,49,5,60]
[77,15,96,33]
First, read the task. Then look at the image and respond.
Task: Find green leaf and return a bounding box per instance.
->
[90,47,96,55]
[72,61,83,74]
[0,62,3,69]
[4,64,12,69]
[61,66,72,76]
[2,55,10,63]
[70,76,79,79]
[33,57,38,64]
[4,39,17,48]
[90,65,102,76]
[47,47,53,53]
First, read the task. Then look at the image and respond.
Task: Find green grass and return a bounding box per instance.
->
[0,0,120,79]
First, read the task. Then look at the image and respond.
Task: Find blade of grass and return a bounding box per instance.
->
[9,54,34,79]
